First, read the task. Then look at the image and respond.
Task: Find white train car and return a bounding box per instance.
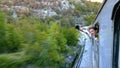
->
[93,0,120,68]
[73,0,120,68]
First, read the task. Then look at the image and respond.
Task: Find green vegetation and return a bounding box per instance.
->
[0,12,79,68]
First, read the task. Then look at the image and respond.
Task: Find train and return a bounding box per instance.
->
[93,0,120,68]
[73,0,120,68]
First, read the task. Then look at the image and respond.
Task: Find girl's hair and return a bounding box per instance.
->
[75,25,80,30]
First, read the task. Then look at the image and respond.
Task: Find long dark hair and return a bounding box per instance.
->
[75,25,80,30]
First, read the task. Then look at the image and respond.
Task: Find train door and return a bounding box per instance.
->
[112,1,120,68]
[113,14,120,68]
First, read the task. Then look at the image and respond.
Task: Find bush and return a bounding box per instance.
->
[62,27,79,46]
[0,13,21,53]
[24,23,67,67]
[24,23,79,67]
[6,24,21,52]
[0,12,6,53]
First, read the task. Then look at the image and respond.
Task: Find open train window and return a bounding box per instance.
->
[94,23,99,39]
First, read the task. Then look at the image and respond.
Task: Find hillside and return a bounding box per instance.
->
[0,0,102,26]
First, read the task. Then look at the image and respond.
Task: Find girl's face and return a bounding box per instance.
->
[89,29,96,36]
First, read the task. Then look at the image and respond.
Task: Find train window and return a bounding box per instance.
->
[94,23,99,40]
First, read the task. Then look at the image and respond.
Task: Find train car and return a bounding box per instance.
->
[73,0,120,68]
[93,0,120,68]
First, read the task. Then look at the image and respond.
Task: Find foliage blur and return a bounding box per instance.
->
[0,0,102,67]
[0,12,79,68]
